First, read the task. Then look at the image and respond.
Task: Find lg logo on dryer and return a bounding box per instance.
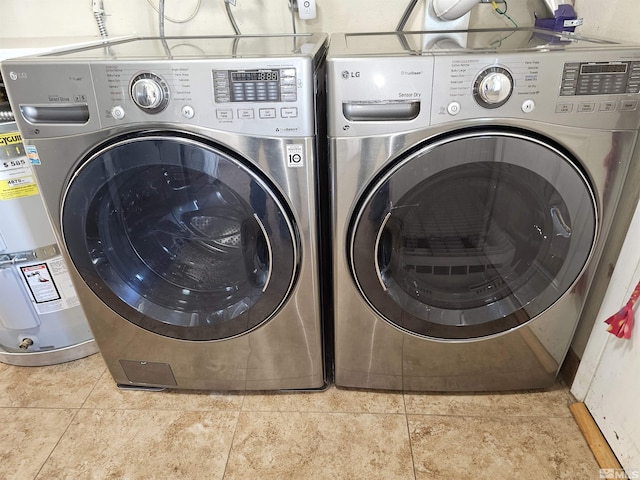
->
[342,70,360,79]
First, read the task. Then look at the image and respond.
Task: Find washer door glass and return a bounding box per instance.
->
[63,133,298,341]
[349,130,597,340]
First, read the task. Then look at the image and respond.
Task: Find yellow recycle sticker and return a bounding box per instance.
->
[0,131,38,200]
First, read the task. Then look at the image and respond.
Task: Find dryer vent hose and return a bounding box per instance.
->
[94,11,108,38]
[0,108,14,122]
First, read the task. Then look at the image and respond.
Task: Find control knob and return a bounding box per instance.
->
[473,66,513,109]
[130,72,170,113]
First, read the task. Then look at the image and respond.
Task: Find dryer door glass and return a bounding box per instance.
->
[62,133,298,341]
[349,130,596,340]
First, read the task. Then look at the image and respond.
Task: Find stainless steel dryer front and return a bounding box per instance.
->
[2,34,328,391]
[328,29,640,391]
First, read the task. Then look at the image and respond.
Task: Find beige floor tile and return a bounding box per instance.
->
[0,408,76,480]
[404,383,573,417]
[36,409,239,480]
[83,369,244,411]
[242,385,405,413]
[408,414,600,480]
[224,411,414,479]
[0,353,105,408]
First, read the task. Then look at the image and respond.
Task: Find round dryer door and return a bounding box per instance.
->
[62,132,298,341]
[349,129,597,340]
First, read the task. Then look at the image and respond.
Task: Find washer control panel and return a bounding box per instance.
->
[90,60,313,137]
[130,72,170,113]
[213,68,297,103]
[0,31,331,140]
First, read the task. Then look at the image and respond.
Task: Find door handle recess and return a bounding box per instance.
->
[20,104,90,124]
[343,101,420,121]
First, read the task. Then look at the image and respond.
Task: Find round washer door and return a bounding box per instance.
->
[63,132,298,341]
[349,129,597,340]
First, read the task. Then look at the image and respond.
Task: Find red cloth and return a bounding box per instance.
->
[604,280,640,340]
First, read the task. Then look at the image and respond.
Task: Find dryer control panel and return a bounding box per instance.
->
[429,50,640,131]
[560,61,640,96]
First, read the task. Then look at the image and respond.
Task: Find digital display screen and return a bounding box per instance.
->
[231,70,279,82]
[581,63,628,75]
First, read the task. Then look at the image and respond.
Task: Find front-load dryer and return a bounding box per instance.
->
[2,34,328,391]
[327,29,640,391]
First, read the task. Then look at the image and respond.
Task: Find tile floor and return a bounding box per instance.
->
[0,353,601,480]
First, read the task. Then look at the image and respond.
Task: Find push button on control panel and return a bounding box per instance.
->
[181,105,195,119]
[556,103,574,114]
[521,100,535,113]
[447,101,461,116]
[238,109,255,119]
[111,105,126,120]
[599,101,617,112]
[578,102,596,113]
[280,107,298,118]
[259,108,277,119]
[216,109,233,120]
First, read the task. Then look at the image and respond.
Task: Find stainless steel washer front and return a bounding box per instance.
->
[2,34,328,391]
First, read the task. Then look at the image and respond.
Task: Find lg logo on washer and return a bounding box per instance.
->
[342,70,360,79]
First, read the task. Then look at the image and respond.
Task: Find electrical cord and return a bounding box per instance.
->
[159,0,166,37]
[492,0,518,28]
[396,0,419,31]
[289,1,297,34]
[158,0,173,58]
[225,1,241,35]
[146,0,202,23]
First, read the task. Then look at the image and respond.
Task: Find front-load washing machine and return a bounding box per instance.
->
[2,33,328,390]
[328,29,640,391]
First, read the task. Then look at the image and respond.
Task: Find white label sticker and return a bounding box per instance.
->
[286,144,304,168]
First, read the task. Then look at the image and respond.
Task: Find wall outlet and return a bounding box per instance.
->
[298,0,316,19]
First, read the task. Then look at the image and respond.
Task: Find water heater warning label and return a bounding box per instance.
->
[21,263,60,303]
[18,256,80,315]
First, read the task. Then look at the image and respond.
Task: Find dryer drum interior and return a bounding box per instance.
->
[349,130,597,340]
[62,133,299,342]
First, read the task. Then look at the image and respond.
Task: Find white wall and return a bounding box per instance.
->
[1,0,540,39]
[0,1,636,46]
[1,1,635,45]
[575,0,640,42]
